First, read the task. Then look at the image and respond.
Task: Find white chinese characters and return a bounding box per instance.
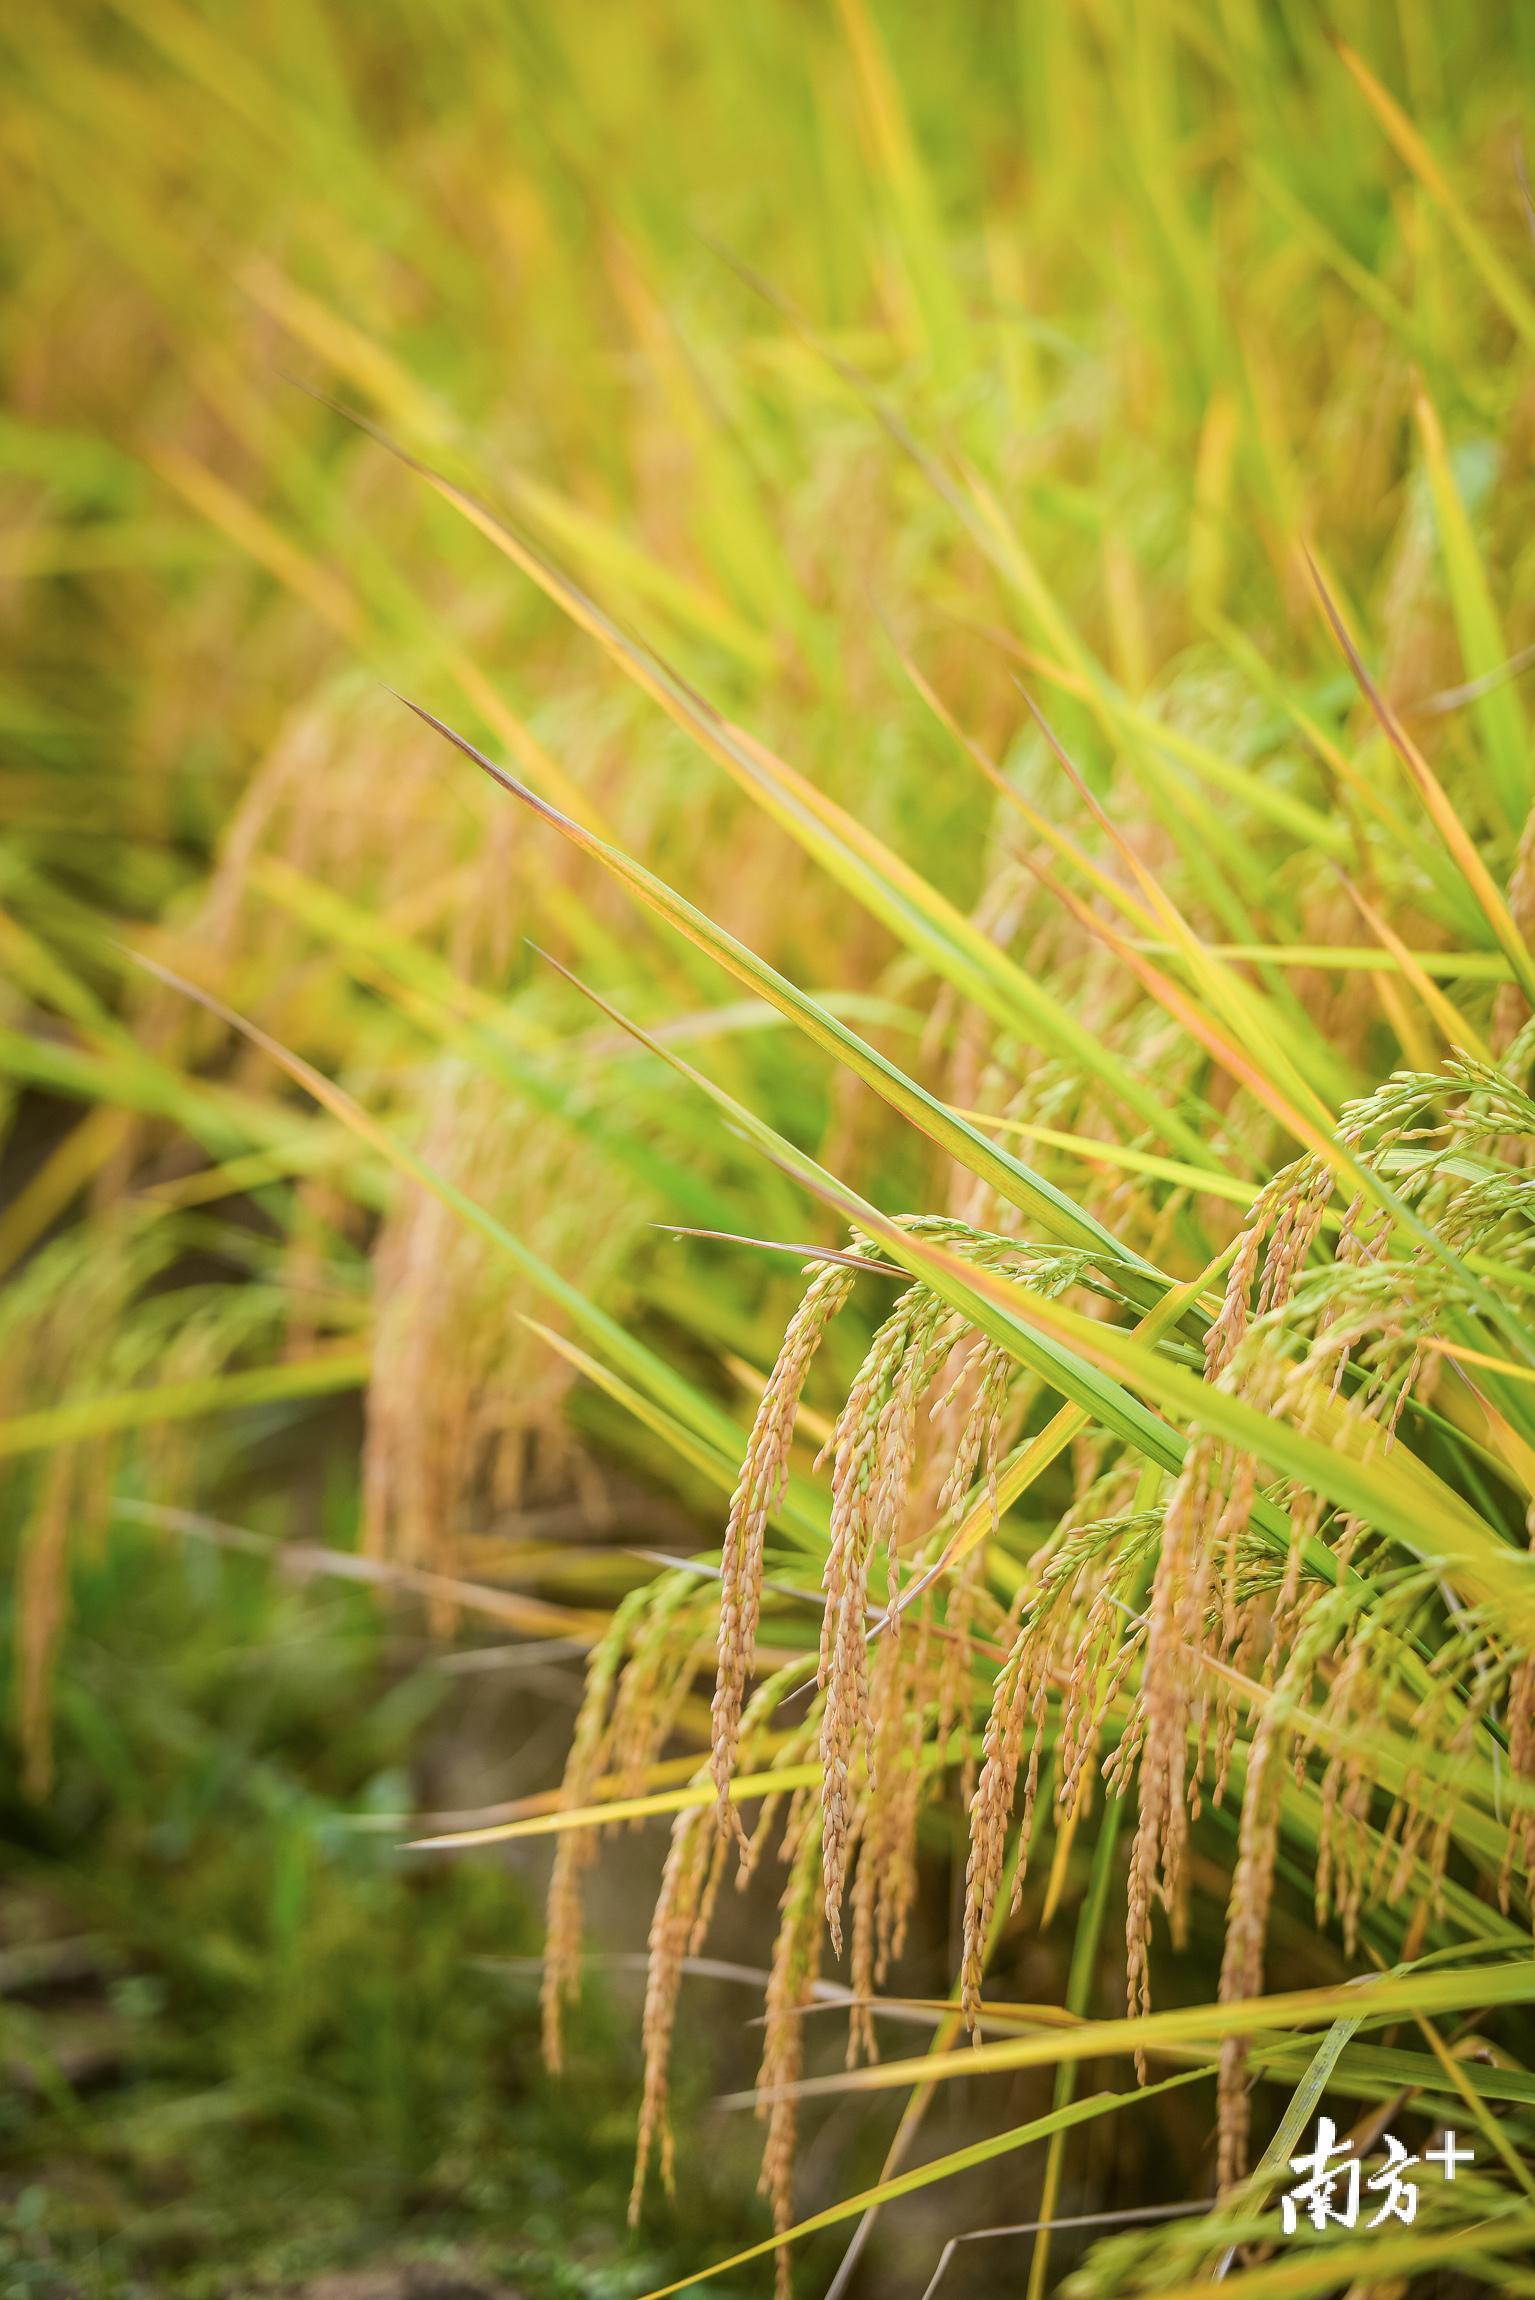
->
[1279,2120,1474,2235]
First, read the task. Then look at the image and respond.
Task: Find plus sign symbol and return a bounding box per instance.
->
[1424,2132,1475,2182]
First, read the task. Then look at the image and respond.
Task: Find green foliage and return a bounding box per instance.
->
[0,1525,762,2297]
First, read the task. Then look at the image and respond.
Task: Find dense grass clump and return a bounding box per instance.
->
[5,2,1535,2294]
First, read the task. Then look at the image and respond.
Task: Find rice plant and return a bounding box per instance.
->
[5,1,1535,2293]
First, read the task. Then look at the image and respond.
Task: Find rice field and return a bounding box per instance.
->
[4,3,1535,2294]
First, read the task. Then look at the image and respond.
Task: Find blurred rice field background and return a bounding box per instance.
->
[4,3,1535,2295]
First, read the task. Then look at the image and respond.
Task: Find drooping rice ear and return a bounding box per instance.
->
[711,1260,856,1838]
[540,1592,644,2072]
[631,1800,723,2223]
[757,1813,825,2300]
